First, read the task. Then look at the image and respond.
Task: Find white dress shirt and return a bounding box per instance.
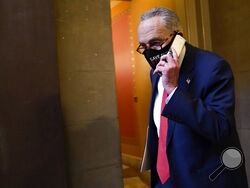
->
[153,46,186,136]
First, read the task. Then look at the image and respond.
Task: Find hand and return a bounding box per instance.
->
[153,48,180,95]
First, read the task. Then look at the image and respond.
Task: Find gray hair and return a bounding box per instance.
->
[140,7,183,33]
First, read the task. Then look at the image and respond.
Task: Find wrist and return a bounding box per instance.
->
[165,85,177,95]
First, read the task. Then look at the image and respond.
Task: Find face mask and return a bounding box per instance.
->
[142,34,176,70]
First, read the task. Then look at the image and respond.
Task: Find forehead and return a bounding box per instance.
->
[138,16,171,44]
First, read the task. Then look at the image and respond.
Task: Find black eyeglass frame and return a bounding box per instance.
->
[136,33,175,54]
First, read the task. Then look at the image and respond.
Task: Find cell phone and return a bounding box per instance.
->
[169,34,186,67]
[148,34,186,71]
[155,34,186,76]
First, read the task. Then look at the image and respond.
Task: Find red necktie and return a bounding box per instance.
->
[157,89,170,184]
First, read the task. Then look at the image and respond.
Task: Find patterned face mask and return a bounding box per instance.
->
[142,33,176,70]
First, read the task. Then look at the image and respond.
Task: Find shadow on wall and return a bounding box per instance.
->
[0,94,66,187]
[64,116,123,187]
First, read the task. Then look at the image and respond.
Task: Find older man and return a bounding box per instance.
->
[137,7,248,188]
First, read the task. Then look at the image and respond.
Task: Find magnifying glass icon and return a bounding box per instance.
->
[209,147,243,182]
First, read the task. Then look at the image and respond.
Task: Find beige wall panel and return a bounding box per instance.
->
[209,0,250,184]
[54,0,123,187]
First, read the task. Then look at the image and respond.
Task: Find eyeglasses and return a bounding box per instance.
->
[136,33,174,54]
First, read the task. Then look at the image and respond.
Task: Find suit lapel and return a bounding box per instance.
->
[149,71,160,129]
[178,43,196,91]
[151,72,160,97]
[166,43,196,149]
[147,71,160,169]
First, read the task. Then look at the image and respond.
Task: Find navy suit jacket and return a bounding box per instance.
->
[147,43,248,187]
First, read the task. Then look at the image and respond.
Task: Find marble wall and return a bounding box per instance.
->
[0,0,67,187]
[54,0,123,187]
[209,0,250,185]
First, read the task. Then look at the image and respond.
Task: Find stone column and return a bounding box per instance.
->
[54,0,123,187]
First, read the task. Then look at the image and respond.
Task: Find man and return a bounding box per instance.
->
[137,7,248,188]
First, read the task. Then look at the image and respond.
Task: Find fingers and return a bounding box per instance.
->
[160,50,178,64]
[171,48,178,64]
[153,65,165,75]
[160,54,168,63]
[153,49,179,75]
[166,49,179,67]
[157,59,167,67]
[153,57,167,75]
